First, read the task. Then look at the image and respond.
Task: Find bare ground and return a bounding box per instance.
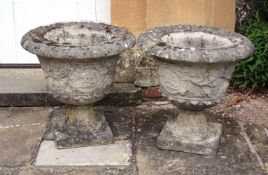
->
[209,88,268,127]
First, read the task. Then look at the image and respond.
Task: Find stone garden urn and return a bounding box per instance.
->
[21,22,135,148]
[137,25,254,155]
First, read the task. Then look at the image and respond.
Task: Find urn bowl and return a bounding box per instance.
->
[21,22,136,105]
[21,22,135,148]
[138,25,254,110]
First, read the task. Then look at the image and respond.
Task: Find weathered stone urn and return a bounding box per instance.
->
[21,22,135,148]
[137,25,254,155]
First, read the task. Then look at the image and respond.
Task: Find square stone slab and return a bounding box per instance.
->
[157,122,222,155]
[0,166,133,175]
[0,126,46,167]
[0,107,53,127]
[35,140,132,166]
[244,124,268,172]
[0,107,51,167]
[134,104,264,175]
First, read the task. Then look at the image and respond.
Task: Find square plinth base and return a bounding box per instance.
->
[157,122,222,155]
[55,124,114,149]
[52,108,114,149]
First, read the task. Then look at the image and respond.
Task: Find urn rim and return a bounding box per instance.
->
[137,25,255,63]
[21,22,136,59]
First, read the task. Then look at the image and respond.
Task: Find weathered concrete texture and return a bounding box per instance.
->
[0,69,47,93]
[137,24,255,155]
[0,127,44,167]
[0,166,133,175]
[39,107,135,174]
[0,166,132,175]
[38,56,119,105]
[0,107,53,127]
[103,107,133,140]
[115,48,141,83]
[51,107,114,149]
[157,61,235,110]
[245,124,268,172]
[1,105,267,174]
[134,50,159,87]
[157,117,222,155]
[135,104,264,175]
[0,107,52,167]
[44,107,133,141]
[21,23,136,149]
[21,22,136,59]
[0,93,63,107]
[137,25,254,63]
[0,107,135,175]
[35,140,131,166]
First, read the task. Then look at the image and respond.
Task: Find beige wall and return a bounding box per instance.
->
[112,0,235,35]
[111,0,146,35]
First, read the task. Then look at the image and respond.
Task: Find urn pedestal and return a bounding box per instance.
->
[21,22,135,148]
[138,25,254,155]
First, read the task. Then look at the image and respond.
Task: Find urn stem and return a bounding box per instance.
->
[170,110,209,141]
[67,105,97,126]
[157,109,222,154]
[65,105,105,133]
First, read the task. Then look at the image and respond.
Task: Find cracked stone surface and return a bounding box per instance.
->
[157,114,222,155]
[0,107,52,167]
[0,104,267,174]
[245,124,268,172]
[135,103,264,175]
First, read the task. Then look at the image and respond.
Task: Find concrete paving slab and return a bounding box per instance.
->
[0,69,46,93]
[134,106,264,175]
[104,107,133,140]
[35,140,132,166]
[0,166,133,175]
[0,125,45,167]
[245,124,268,172]
[0,107,52,167]
[1,104,267,175]
[0,107,53,127]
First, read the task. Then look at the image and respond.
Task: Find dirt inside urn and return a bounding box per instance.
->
[161,32,241,50]
[44,25,111,46]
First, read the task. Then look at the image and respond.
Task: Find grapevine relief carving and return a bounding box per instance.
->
[39,56,116,105]
[158,61,235,106]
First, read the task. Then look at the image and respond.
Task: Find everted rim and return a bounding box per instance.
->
[137,25,255,63]
[21,22,136,59]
